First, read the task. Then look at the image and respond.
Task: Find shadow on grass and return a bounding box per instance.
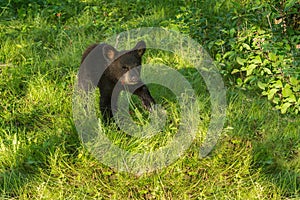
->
[0,118,81,197]
[227,90,300,197]
[252,129,300,197]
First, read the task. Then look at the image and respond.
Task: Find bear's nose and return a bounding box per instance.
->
[131,76,139,82]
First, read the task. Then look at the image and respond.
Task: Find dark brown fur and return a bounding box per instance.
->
[80,41,155,121]
[81,44,98,64]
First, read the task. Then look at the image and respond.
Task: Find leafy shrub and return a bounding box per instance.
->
[0,0,85,23]
[172,0,300,115]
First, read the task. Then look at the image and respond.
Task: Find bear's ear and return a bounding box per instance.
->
[103,45,117,61]
[134,40,146,57]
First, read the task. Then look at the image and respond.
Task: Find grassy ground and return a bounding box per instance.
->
[0,0,299,199]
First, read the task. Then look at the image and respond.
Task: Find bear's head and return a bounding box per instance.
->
[103,41,146,85]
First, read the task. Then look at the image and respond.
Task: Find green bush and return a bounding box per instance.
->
[173,0,300,115]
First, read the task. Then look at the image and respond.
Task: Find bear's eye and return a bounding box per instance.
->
[122,66,128,71]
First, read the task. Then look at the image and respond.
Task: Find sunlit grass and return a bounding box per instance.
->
[0,0,299,199]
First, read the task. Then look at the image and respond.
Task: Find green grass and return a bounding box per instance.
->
[1,0,299,199]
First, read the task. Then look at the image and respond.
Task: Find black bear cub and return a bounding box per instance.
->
[80,41,155,121]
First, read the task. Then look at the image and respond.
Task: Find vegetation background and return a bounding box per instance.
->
[0,0,299,199]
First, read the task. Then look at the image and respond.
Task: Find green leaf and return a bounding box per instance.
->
[246,64,257,76]
[268,88,278,100]
[281,102,292,114]
[290,77,299,86]
[215,53,221,61]
[285,43,291,51]
[286,95,296,103]
[263,67,272,75]
[268,52,277,61]
[169,24,180,31]
[242,43,251,50]
[293,85,300,92]
[273,80,283,89]
[284,0,297,11]
[258,81,267,90]
[252,55,262,64]
[215,39,225,46]
[229,28,236,37]
[236,57,246,66]
[273,97,280,104]
[223,51,235,59]
[244,75,255,84]
[237,78,243,86]
[231,69,240,74]
[241,66,246,71]
[282,84,293,98]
